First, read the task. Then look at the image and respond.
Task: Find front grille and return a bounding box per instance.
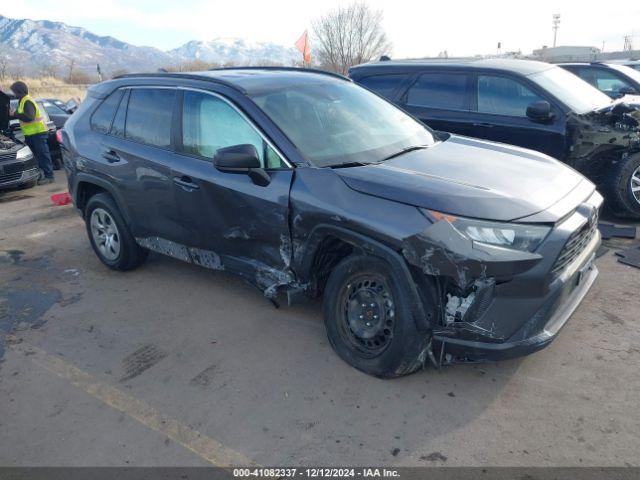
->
[0,151,16,162]
[0,172,23,184]
[2,158,36,174]
[551,209,599,277]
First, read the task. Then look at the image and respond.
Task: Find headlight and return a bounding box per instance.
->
[422,209,551,252]
[16,146,33,161]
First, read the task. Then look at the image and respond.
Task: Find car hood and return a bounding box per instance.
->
[334,135,591,222]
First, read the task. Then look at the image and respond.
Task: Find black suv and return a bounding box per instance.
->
[63,68,601,377]
[559,62,640,99]
[349,59,640,217]
[0,91,39,190]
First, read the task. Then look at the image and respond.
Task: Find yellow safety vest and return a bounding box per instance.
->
[17,95,48,136]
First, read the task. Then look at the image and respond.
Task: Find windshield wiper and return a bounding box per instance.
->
[381,145,429,162]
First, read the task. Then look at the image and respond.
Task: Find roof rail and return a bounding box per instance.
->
[113,72,246,94]
[207,66,352,82]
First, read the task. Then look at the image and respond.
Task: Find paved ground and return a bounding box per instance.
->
[1,174,639,467]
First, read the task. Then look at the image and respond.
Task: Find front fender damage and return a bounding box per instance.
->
[401,219,542,290]
[401,219,544,362]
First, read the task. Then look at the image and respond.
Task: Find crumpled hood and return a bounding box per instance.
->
[592,95,640,126]
[334,135,591,222]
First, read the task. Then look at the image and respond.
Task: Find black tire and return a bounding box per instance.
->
[602,153,640,218]
[323,254,430,378]
[85,193,148,270]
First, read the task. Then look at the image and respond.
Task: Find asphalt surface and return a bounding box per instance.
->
[1,174,639,467]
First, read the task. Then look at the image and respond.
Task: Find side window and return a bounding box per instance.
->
[589,69,632,96]
[110,89,129,138]
[90,90,124,134]
[125,88,175,148]
[477,75,543,117]
[358,74,407,99]
[405,73,468,110]
[181,90,284,169]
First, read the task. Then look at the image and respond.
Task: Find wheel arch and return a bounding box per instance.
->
[296,224,432,333]
[74,173,133,225]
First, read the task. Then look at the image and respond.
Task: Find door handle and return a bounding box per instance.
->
[102,149,121,163]
[173,175,200,191]
[472,122,495,128]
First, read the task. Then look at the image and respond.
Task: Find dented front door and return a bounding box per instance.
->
[170,89,294,291]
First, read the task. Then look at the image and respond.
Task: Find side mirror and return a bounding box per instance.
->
[526,100,554,123]
[618,86,638,96]
[214,144,270,186]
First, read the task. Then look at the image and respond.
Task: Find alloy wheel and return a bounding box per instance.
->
[631,165,640,205]
[90,208,121,261]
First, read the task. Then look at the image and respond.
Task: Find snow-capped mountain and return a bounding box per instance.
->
[0,15,299,78]
[169,38,299,66]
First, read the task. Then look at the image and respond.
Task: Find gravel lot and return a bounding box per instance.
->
[1,174,639,467]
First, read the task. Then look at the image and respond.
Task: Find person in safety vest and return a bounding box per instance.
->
[9,81,54,185]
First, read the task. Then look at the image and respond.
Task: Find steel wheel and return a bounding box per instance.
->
[631,165,640,205]
[90,207,121,261]
[339,273,396,357]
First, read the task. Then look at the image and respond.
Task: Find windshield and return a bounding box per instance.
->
[607,63,640,85]
[251,80,435,167]
[529,66,612,114]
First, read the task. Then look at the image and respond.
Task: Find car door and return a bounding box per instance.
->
[96,86,184,242]
[169,88,294,282]
[399,71,476,136]
[469,73,566,159]
[356,73,412,101]
[570,66,637,99]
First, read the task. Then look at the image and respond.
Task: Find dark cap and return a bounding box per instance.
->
[10,81,28,97]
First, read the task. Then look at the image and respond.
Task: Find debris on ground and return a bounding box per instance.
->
[598,223,637,240]
[615,244,640,269]
[50,192,72,206]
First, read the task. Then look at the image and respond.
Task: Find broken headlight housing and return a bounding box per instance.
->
[15,146,33,161]
[423,210,551,252]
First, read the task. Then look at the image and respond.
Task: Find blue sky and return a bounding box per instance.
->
[2,0,639,57]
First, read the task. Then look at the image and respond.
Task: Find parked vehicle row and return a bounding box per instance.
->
[349,59,640,217]
[62,68,602,377]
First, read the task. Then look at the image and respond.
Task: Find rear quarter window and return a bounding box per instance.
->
[405,73,468,110]
[90,90,124,134]
[125,88,175,148]
[358,74,407,99]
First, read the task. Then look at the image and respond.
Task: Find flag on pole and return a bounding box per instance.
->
[295,30,311,64]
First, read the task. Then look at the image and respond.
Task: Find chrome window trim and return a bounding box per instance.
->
[177,86,293,169]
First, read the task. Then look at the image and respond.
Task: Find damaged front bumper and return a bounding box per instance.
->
[435,239,598,362]
[404,191,602,362]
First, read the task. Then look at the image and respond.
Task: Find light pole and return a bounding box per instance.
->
[552,14,561,48]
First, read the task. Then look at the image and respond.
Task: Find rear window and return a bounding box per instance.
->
[358,74,406,99]
[125,88,175,148]
[90,90,124,134]
[406,73,468,110]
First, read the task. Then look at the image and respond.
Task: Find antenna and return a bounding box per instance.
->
[552,14,561,48]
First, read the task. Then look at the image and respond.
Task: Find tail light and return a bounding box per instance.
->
[56,129,63,145]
